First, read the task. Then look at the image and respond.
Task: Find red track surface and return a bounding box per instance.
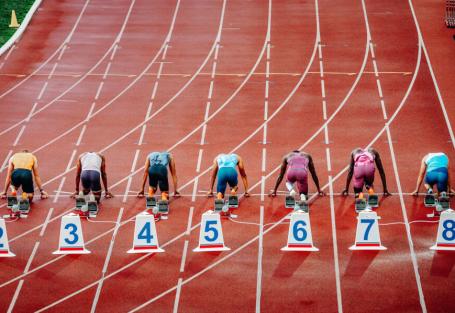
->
[0,0,454,312]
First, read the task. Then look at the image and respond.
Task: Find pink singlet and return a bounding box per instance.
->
[286,153,309,194]
[353,149,375,189]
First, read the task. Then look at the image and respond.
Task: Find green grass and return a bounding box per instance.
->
[0,0,36,47]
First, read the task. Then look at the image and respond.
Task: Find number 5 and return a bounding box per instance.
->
[204,220,219,242]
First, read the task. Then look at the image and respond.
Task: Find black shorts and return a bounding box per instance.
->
[11,169,34,193]
[81,170,102,192]
[148,165,169,192]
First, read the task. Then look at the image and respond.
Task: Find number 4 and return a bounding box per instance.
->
[138,222,153,243]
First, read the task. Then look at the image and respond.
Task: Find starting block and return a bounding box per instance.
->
[214,199,225,212]
[367,193,379,208]
[0,218,15,257]
[446,0,455,28]
[282,210,318,251]
[53,213,90,254]
[424,193,436,207]
[350,210,386,250]
[18,198,30,215]
[294,200,309,213]
[146,196,157,209]
[355,197,368,213]
[75,193,86,209]
[194,210,230,252]
[228,195,239,208]
[128,212,164,253]
[7,196,17,208]
[430,209,455,250]
[158,200,169,220]
[436,193,451,213]
[285,196,296,208]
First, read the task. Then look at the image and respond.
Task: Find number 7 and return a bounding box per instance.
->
[361,219,375,240]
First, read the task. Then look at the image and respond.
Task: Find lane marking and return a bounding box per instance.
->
[76,125,86,146]
[13,125,25,146]
[172,278,183,313]
[179,240,189,272]
[39,207,54,237]
[255,205,264,313]
[6,279,24,313]
[37,81,48,100]
[0,150,12,172]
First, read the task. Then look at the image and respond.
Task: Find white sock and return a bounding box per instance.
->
[286,182,294,192]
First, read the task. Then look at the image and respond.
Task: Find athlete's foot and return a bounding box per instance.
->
[148,187,155,197]
[216,192,224,200]
[161,192,169,201]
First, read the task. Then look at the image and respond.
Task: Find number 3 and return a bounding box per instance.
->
[64,223,79,245]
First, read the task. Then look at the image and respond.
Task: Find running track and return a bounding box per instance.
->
[0,0,453,312]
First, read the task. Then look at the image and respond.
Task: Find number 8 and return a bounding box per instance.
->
[442,220,455,241]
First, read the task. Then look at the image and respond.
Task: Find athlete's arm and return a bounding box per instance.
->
[207,158,219,197]
[269,157,287,197]
[32,158,48,199]
[308,155,325,196]
[168,155,180,197]
[100,155,113,198]
[72,157,82,198]
[342,152,355,196]
[237,156,249,197]
[0,161,14,198]
[411,156,427,196]
[373,150,390,196]
[137,158,150,198]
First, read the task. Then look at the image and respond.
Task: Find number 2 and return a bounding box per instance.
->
[204,220,219,242]
[64,223,79,245]
[361,219,375,240]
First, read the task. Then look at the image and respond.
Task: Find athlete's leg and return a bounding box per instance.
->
[293,169,308,197]
[148,165,161,196]
[154,165,169,200]
[216,167,231,197]
[12,169,34,202]
[226,168,239,195]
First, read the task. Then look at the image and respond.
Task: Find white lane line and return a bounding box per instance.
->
[0,150,12,172]
[110,44,119,61]
[3,44,16,61]
[204,101,211,120]
[196,149,203,173]
[6,279,23,313]
[103,62,112,80]
[372,60,379,77]
[408,0,455,147]
[264,100,268,120]
[380,99,387,120]
[211,61,217,79]
[151,80,159,100]
[200,125,207,145]
[179,240,189,272]
[13,125,25,146]
[365,10,427,307]
[255,205,264,313]
[265,80,269,99]
[208,80,214,99]
[87,102,96,120]
[37,81,48,100]
[48,63,59,79]
[90,207,123,313]
[53,177,66,203]
[369,42,375,58]
[329,176,343,313]
[322,100,327,120]
[57,45,67,61]
[321,79,326,98]
[39,207,54,237]
[26,102,38,122]
[324,126,329,144]
[67,149,77,171]
[76,125,86,146]
[172,278,183,313]
[262,124,267,145]
[186,206,194,235]
[24,242,40,274]
[130,149,140,173]
[376,79,383,98]
[261,148,266,172]
[95,82,104,100]
[319,60,324,77]
[146,100,154,119]
[138,125,146,145]
[191,177,198,202]
[326,147,331,171]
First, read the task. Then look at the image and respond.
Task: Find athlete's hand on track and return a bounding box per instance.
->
[40,190,49,199]
[411,190,419,196]
[207,191,214,198]
[383,190,392,197]
[70,191,78,198]
[0,192,6,199]
[173,191,181,198]
[244,191,250,197]
[341,189,349,196]
[268,190,277,197]
[104,191,113,198]
[318,190,325,196]
[137,191,145,198]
